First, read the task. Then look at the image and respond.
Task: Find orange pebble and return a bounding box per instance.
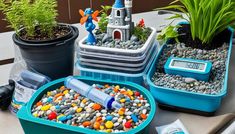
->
[93,103,101,110]
[82,121,91,127]
[140,114,147,119]
[93,122,101,129]
[36,101,43,106]
[54,93,63,99]
[113,88,119,93]
[96,117,103,122]
[60,86,65,90]
[118,108,125,115]
[74,94,79,99]
[104,84,110,88]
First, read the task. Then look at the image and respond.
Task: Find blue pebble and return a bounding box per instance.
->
[106,115,113,121]
[55,105,60,110]
[47,97,53,102]
[58,116,67,122]
[96,84,104,88]
[126,97,131,102]
[131,114,138,123]
[66,115,73,120]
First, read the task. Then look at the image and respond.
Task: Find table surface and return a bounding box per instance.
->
[1,11,235,134]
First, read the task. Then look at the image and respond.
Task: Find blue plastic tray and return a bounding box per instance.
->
[17,76,156,134]
[147,27,234,113]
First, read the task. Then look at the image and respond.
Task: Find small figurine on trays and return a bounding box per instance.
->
[79,8,99,45]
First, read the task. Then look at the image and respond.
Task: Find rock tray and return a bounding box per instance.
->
[152,43,229,95]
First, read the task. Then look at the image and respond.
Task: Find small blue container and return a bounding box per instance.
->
[17,76,156,134]
[75,46,158,86]
[147,27,234,113]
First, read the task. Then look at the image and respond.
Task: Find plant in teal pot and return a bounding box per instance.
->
[0,0,79,80]
[147,0,235,115]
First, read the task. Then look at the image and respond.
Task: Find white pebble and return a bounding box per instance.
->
[118,118,123,123]
[142,109,147,114]
[86,107,92,113]
[80,103,85,108]
[36,105,42,110]
[145,103,150,107]
[102,117,106,121]
[96,113,101,117]
[50,106,56,111]
[125,111,132,116]
[114,122,120,127]
[88,103,94,108]
[46,110,52,115]
[123,119,127,124]
[101,109,107,113]
[42,98,48,103]
[65,94,70,98]
[126,116,131,119]
[73,106,78,111]
[133,103,137,106]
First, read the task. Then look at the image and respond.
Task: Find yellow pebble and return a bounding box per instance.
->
[41,105,51,111]
[130,96,134,100]
[71,103,77,107]
[100,126,105,130]
[33,112,38,117]
[105,129,112,133]
[47,91,51,96]
[127,90,133,96]
[138,103,142,107]
[115,85,120,90]
[120,99,126,103]
[82,99,87,104]
[105,121,114,129]
[63,90,69,95]
[76,107,83,113]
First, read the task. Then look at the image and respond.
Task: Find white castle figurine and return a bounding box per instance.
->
[107,0,134,41]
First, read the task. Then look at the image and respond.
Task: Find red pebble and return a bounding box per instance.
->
[124,121,132,128]
[135,91,140,96]
[48,112,57,120]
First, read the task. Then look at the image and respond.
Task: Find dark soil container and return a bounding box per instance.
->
[13,25,79,80]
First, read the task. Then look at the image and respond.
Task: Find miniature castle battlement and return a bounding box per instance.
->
[107,0,134,42]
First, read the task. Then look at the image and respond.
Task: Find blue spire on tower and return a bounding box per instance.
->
[113,0,124,8]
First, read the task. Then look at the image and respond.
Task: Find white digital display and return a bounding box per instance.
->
[171,60,206,71]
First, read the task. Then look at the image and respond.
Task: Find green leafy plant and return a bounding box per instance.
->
[155,0,235,44]
[0,0,58,37]
[157,25,180,43]
[133,19,151,42]
[98,5,111,33]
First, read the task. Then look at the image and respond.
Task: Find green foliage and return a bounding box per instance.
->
[157,25,180,43]
[133,26,149,42]
[0,0,58,37]
[155,0,235,44]
[98,5,111,33]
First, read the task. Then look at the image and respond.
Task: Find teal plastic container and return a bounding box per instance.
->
[147,27,234,113]
[17,76,156,134]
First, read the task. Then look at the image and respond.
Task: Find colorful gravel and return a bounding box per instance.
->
[32,84,151,133]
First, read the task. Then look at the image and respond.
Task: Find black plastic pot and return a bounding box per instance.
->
[13,25,79,80]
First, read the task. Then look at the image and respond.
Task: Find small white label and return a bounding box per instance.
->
[13,82,36,103]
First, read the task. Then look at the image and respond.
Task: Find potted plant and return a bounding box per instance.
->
[0,0,79,80]
[147,0,235,115]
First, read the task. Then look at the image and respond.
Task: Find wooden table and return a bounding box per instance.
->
[0,11,235,134]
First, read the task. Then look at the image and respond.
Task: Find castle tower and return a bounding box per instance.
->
[124,0,134,32]
[107,0,133,41]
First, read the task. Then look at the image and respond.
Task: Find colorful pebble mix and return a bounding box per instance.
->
[32,84,150,133]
